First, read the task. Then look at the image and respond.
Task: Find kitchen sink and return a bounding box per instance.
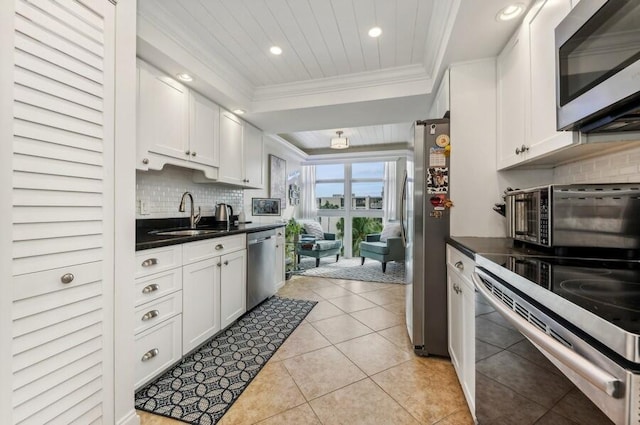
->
[150,229,225,237]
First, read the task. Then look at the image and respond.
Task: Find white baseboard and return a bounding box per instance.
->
[116,410,140,425]
[276,280,286,291]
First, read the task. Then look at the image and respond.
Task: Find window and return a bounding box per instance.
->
[316,164,344,210]
[313,162,387,257]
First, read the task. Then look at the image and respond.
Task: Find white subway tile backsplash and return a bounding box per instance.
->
[553,145,640,184]
[136,165,243,218]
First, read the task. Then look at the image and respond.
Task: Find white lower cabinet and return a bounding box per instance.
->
[220,250,247,329]
[135,234,249,382]
[134,314,183,389]
[182,257,221,354]
[446,245,475,415]
[133,245,184,389]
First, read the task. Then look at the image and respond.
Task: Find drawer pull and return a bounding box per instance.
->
[141,258,158,267]
[141,348,159,362]
[142,283,159,294]
[60,273,74,284]
[454,261,464,271]
[142,309,159,321]
[223,260,229,266]
[215,244,224,250]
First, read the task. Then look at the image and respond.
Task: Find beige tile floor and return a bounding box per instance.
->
[138,275,473,425]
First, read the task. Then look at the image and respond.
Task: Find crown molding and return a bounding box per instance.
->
[253,64,430,101]
[265,134,308,160]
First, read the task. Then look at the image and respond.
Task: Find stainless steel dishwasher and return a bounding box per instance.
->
[246,229,276,310]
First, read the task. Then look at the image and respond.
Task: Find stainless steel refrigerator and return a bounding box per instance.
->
[402,118,450,357]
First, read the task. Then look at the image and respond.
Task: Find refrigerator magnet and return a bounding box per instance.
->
[435,134,450,147]
[429,147,446,167]
[426,167,449,194]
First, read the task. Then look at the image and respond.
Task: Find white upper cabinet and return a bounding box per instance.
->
[137,60,189,164]
[497,0,578,170]
[497,25,529,169]
[137,60,218,179]
[189,91,220,168]
[526,0,577,159]
[218,110,265,188]
[243,122,264,189]
[218,110,245,185]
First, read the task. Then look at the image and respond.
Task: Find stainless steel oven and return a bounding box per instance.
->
[473,255,640,424]
[555,0,640,132]
[506,183,640,249]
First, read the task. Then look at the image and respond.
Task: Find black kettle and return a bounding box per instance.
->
[215,203,233,223]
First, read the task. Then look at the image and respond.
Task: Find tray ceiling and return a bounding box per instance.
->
[137,0,530,152]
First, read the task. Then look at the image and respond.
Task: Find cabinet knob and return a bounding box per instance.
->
[142,158,149,165]
[141,258,158,267]
[275,245,279,248]
[60,273,74,284]
[142,283,159,294]
[224,260,229,266]
[141,309,159,321]
[141,348,159,362]
[217,263,222,267]
[185,150,190,156]
[191,151,197,157]
[215,244,224,250]
[515,144,529,155]
[454,261,464,271]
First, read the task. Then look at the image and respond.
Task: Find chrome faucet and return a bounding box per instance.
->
[179,191,201,229]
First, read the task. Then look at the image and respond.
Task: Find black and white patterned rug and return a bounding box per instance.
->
[297,257,406,284]
[135,296,316,424]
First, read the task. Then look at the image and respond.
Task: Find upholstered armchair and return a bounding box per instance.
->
[296,220,343,267]
[359,223,404,273]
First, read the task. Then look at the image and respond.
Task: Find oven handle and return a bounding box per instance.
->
[472,272,622,399]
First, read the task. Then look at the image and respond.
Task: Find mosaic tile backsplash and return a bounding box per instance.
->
[136,165,244,218]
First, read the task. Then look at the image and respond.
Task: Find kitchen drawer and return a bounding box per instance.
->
[134,291,182,335]
[446,245,475,283]
[135,245,182,279]
[134,268,182,307]
[134,314,182,390]
[12,261,102,302]
[182,234,246,264]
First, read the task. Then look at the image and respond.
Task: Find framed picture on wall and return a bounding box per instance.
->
[269,154,287,209]
[252,198,281,216]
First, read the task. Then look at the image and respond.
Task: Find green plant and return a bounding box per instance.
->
[284,218,304,272]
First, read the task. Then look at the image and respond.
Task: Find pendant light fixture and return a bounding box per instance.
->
[330,130,349,149]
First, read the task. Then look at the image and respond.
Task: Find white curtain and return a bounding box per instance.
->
[383,160,397,223]
[300,165,317,220]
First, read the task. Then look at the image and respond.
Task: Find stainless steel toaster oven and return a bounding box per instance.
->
[505,183,640,248]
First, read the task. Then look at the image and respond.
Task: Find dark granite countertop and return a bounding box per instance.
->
[446,236,550,259]
[136,216,285,251]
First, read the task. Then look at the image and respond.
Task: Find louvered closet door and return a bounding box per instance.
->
[11,0,114,424]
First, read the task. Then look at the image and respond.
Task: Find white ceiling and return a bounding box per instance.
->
[137,0,532,154]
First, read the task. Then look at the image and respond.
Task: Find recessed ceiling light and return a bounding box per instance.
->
[368,27,382,38]
[233,109,245,115]
[496,3,524,21]
[270,46,282,55]
[176,73,193,82]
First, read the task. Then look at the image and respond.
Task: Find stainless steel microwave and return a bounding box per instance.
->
[555,0,640,133]
[506,184,640,248]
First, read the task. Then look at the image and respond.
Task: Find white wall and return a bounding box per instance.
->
[244,135,307,223]
[449,59,553,237]
[554,145,640,184]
